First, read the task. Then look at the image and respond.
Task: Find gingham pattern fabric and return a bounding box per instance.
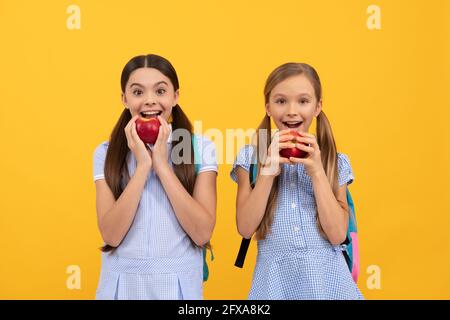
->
[230,145,364,300]
[93,128,218,300]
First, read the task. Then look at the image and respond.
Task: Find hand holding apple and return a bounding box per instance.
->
[288,131,325,178]
[125,115,152,170]
[279,130,308,159]
[260,129,295,177]
[150,115,171,176]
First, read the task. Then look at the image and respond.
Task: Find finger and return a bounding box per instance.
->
[158,115,169,134]
[298,131,315,138]
[124,120,133,142]
[279,157,293,164]
[158,115,168,127]
[126,115,139,135]
[279,134,294,142]
[128,114,139,126]
[272,128,291,138]
[296,143,314,153]
[162,116,170,136]
[289,157,306,164]
[130,122,143,143]
[279,142,296,149]
[124,128,132,146]
[162,117,169,138]
[295,136,316,146]
[271,132,281,143]
[155,120,166,144]
[278,129,293,136]
[297,133,317,145]
[295,135,313,142]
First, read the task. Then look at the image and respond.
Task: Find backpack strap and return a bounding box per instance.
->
[234,150,258,268]
[345,189,360,282]
[192,134,215,281]
[192,134,201,175]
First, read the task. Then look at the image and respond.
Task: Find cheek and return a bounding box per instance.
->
[160,96,176,108]
[268,105,283,118]
[127,95,141,105]
[301,107,316,119]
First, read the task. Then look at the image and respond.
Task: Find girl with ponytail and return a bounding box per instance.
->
[93,54,217,299]
[230,62,363,299]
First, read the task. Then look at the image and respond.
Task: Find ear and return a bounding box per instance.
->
[265,103,271,117]
[315,100,323,117]
[174,89,179,106]
[121,93,128,108]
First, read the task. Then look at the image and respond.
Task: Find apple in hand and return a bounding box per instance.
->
[135,116,161,144]
[279,130,308,159]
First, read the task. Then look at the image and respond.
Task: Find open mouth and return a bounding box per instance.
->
[140,110,162,119]
[282,121,303,129]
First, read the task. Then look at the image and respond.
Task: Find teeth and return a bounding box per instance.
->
[142,111,161,115]
[284,121,301,126]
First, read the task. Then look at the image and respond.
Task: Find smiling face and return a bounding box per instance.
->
[266,74,322,133]
[122,67,179,121]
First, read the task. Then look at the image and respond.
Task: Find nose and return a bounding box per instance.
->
[144,92,157,106]
[287,102,299,117]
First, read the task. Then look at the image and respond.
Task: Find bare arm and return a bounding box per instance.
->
[94,114,153,247]
[311,169,349,245]
[95,164,151,247]
[157,167,217,246]
[235,167,276,238]
[235,130,295,238]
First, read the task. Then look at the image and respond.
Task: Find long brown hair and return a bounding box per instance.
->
[255,62,340,240]
[100,54,197,252]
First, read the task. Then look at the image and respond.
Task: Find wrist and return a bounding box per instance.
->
[310,167,327,181]
[137,162,152,173]
[258,172,276,182]
[259,163,279,178]
[154,162,170,175]
[259,156,279,176]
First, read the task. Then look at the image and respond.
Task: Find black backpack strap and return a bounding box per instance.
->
[234,238,251,268]
[234,161,256,268]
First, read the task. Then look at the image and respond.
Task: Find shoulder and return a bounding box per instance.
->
[337,152,351,167]
[192,134,217,157]
[237,144,256,159]
[234,144,257,167]
[93,141,109,181]
[94,141,109,152]
[192,134,215,148]
[192,134,218,171]
[93,141,109,159]
[230,144,256,183]
[336,152,354,186]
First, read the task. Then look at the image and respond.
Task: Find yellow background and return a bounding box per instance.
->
[1,0,449,299]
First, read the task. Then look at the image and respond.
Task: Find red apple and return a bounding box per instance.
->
[135,117,161,144]
[279,130,308,159]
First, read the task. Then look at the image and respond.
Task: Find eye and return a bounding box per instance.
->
[133,89,143,96]
[275,98,286,104]
[300,99,309,104]
[156,88,166,95]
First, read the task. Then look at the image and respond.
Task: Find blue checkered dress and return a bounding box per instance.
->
[230,145,364,300]
[93,129,218,300]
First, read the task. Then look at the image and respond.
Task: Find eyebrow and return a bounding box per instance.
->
[129,81,169,88]
[272,93,312,99]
